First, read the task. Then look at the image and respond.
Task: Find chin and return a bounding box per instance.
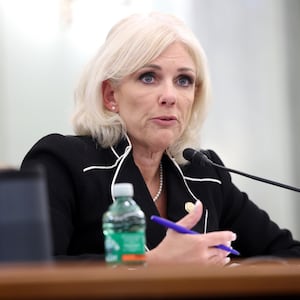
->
[153,138,175,151]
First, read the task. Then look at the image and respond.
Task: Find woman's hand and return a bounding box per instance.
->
[146,201,236,266]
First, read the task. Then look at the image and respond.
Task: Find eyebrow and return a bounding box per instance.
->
[142,64,196,74]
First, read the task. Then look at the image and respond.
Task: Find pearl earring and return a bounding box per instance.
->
[111,106,116,111]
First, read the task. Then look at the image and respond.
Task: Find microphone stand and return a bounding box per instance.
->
[183,148,300,193]
[202,154,300,193]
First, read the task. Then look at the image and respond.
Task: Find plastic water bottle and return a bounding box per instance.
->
[102,183,146,265]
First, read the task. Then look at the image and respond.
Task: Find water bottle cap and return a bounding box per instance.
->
[113,183,134,197]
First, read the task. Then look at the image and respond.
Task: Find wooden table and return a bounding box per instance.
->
[0,259,300,299]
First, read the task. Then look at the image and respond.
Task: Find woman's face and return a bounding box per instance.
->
[106,42,196,154]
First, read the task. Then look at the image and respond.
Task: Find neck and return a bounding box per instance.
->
[133,158,163,202]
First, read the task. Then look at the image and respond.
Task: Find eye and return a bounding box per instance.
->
[177,75,194,87]
[139,72,156,84]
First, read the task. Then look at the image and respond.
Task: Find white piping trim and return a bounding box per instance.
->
[82,137,128,173]
[110,145,132,202]
[184,176,221,185]
[204,209,208,234]
[166,154,202,203]
[82,136,132,203]
[83,159,121,172]
[110,135,133,202]
[166,152,216,234]
[110,145,120,159]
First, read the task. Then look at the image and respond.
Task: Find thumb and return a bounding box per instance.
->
[177,200,203,230]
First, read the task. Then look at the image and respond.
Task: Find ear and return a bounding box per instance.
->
[102,80,119,112]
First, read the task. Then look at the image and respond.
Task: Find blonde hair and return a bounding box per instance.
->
[72,12,211,164]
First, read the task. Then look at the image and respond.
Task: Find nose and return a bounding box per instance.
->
[158,82,177,106]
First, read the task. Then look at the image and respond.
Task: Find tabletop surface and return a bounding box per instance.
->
[0,258,300,299]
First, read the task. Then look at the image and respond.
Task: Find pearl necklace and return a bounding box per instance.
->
[152,163,163,202]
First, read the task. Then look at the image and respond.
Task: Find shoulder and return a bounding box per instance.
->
[31,133,95,149]
[26,133,98,155]
[22,133,104,168]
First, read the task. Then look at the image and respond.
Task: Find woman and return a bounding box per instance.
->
[21,12,300,265]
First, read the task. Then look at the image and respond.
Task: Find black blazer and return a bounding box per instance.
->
[21,133,300,259]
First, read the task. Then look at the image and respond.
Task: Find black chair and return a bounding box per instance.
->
[0,167,52,263]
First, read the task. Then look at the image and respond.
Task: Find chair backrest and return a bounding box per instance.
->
[0,167,53,263]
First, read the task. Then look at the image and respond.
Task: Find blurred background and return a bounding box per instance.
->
[0,0,299,238]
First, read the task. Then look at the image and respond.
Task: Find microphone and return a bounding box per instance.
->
[183,148,300,193]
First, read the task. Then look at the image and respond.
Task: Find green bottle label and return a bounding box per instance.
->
[104,232,145,264]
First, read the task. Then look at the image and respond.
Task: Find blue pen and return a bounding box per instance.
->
[151,215,240,256]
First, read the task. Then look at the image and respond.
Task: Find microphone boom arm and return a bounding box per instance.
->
[182,148,300,193]
[210,161,300,193]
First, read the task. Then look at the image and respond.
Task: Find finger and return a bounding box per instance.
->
[207,247,231,264]
[176,200,203,230]
[208,246,231,259]
[204,231,237,248]
[209,255,231,266]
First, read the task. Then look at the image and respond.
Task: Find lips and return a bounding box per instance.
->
[156,116,177,121]
[152,115,178,126]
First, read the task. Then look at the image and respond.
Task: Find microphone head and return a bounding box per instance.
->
[182,148,196,161]
[183,148,211,167]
